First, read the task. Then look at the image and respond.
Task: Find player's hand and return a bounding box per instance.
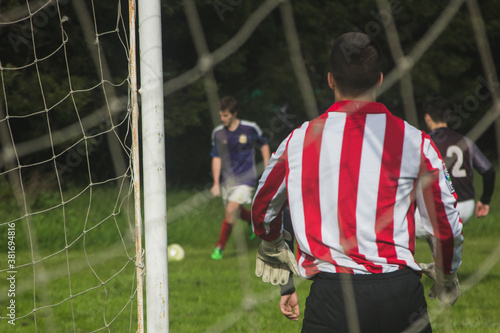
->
[255,230,300,285]
[280,291,300,321]
[475,201,489,218]
[420,263,460,306]
[210,184,220,197]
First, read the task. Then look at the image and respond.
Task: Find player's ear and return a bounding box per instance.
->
[424,113,431,123]
[328,72,335,90]
[376,72,383,87]
[424,114,433,128]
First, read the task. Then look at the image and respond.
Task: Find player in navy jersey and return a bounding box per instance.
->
[415,97,496,240]
[251,32,463,332]
[210,96,270,260]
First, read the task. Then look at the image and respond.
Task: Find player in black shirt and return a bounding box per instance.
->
[416,98,496,238]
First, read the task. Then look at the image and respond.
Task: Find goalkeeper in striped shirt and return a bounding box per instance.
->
[252,32,463,333]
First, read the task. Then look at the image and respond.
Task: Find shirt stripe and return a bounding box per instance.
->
[374,114,406,270]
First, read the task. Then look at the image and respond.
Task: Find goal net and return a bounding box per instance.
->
[0,0,136,331]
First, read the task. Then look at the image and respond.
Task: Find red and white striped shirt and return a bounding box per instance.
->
[252,101,463,277]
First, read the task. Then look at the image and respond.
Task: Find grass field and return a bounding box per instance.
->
[0,183,138,332]
[0,170,499,332]
[165,171,500,333]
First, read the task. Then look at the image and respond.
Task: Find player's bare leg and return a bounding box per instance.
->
[225,201,240,224]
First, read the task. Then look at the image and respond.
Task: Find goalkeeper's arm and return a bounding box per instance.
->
[280,272,295,295]
[280,290,300,321]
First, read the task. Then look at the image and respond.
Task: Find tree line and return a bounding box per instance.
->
[1,0,498,188]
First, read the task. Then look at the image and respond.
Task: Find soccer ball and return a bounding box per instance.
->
[167,243,185,261]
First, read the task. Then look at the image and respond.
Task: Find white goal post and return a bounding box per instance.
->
[136,0,169,332]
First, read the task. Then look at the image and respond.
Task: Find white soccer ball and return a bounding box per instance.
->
[168,243,185,261]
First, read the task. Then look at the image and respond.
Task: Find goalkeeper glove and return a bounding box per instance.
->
[256,230,300,285]
[420,262,460,306]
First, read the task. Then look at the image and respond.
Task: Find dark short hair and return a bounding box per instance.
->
[329,32,382,97]
[219,96,238,114]
[423,97,450,123]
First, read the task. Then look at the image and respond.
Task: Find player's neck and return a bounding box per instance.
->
[335,90,377,103]
[429,122,447,131]
[227,118,240,131]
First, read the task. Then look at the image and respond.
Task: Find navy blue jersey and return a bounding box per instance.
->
[429,127,493,203]
[211,120,268,187]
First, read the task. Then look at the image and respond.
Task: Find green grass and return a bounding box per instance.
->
[414,225,500,333]
[1,170,500,332]
[165,170,500,333]
[166,201,500,333]
[0,183,137,332]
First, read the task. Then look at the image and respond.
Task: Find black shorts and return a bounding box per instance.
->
[302,268,432,333]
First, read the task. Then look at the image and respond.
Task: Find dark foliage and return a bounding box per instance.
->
[1,0,499,188]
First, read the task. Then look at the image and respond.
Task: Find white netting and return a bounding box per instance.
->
[0,0,136,331]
